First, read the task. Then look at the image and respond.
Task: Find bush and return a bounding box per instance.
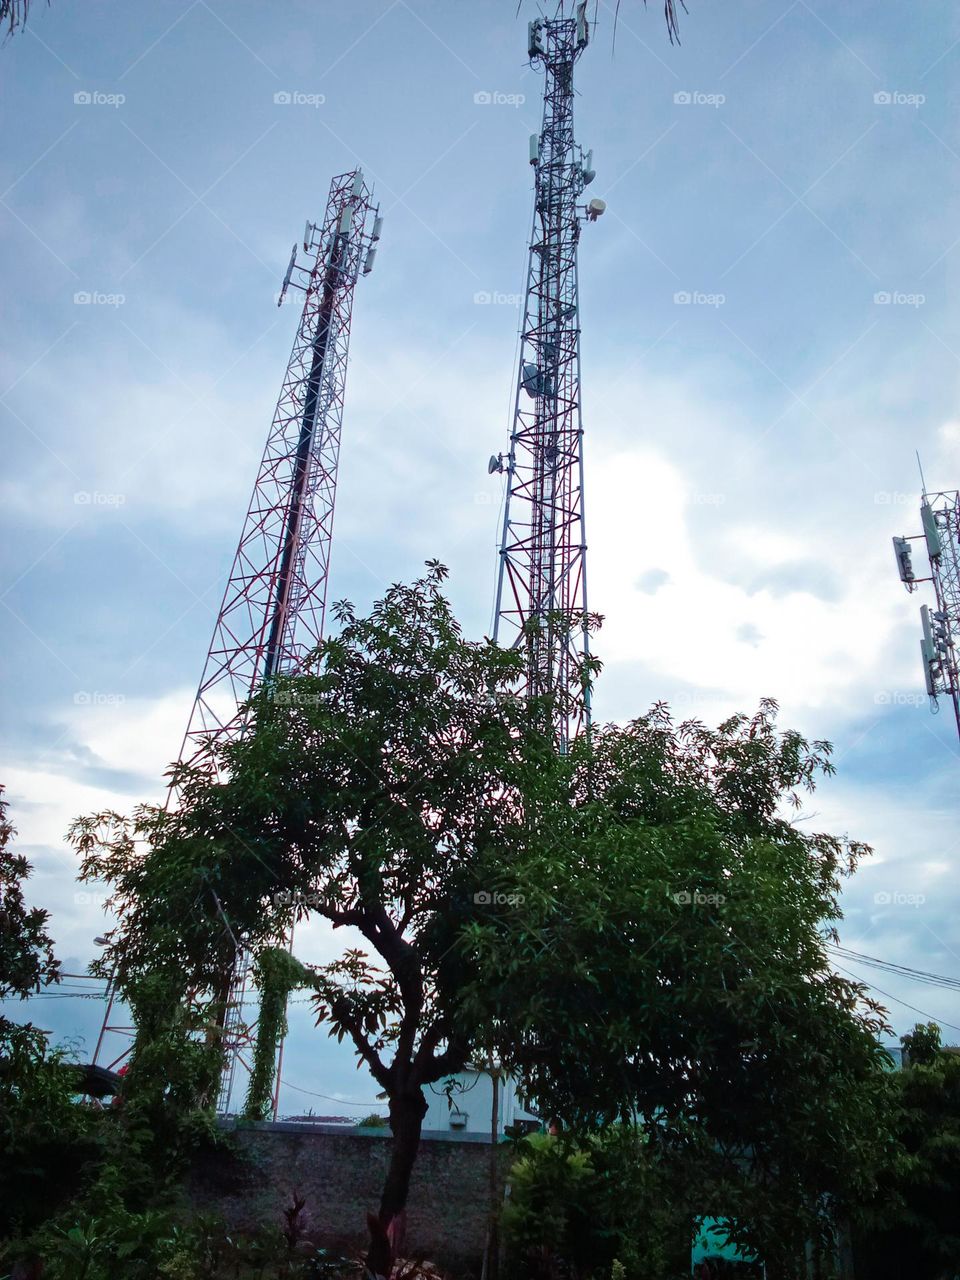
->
[0,1020,98,1237]
[502,1129,690,1280]
[356,1113,390,1128]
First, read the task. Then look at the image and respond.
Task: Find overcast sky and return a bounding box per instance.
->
[3,0,960,1118]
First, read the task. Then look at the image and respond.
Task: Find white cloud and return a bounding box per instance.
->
[588,444,907,722]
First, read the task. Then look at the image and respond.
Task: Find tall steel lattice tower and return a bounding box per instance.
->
[182,170,382,766]
[893,480,960,742]
[491,5,604,752]
[90,170,382,1111]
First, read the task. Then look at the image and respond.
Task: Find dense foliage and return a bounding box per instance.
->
[0,1021,98,1239]
[502,1129,691,1280]
[48,577,910,1278]
[244,946,309,1120]
[0,787,59,1003]
[457,701,891,1276]
[853,1023,960,1278]
[69,565,549,1271]
[0,789,81,1239]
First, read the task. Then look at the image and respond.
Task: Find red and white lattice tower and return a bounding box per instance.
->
[491,7,603,752]
[182,169,382,765]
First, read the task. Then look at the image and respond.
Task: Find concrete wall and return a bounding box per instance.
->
[192,1122,508,1274]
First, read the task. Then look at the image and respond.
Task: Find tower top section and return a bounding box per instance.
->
[528,2,590,64]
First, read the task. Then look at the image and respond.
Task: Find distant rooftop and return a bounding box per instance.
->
[277,1114,356,1125]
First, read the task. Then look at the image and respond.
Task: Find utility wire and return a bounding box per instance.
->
[277,1078,382,1108]
[828,945,960,993]
[831,962,960,1036]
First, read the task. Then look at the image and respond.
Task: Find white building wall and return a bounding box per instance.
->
[421,1068,540,1136]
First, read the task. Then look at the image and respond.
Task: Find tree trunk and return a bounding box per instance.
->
[366,1087,428,1278]
[486,1060,500,1280]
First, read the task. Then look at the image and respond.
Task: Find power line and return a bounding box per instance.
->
[828,945,960,993]
[831,961,960,1036]
[278,1077,382,1108]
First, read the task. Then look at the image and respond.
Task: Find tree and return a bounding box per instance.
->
[0,792,90,1239]
[853,1023,960,1278]
[0,1021,96,1238]
[0,787,59,1005]
[455,702,891,1277]
[1,0,43,37]
[900,1020,942,1067]
[73,588,887,1278]
[636,0,685,44]
[72,564,546,1275]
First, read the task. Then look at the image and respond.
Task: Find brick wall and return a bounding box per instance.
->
[191,1123,509,1274]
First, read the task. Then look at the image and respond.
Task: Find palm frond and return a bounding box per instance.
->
[1,0,46,38]
[624,0,686,44]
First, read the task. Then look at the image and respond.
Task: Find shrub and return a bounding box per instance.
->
[502,1129,689,1280]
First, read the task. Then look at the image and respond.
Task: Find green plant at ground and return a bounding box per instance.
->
[0,1021,98,1236]
[502,1129,690,1280]
[356,1113,390,1128]
[0,990,232,1274]
[22,1208,185,1280]
[6,1209,341,1280]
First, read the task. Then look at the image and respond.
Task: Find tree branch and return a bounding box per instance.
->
[328,994,391,1091]
[356,903,425,1074]
[419,1032,472,1086]
[320,905,366,929]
